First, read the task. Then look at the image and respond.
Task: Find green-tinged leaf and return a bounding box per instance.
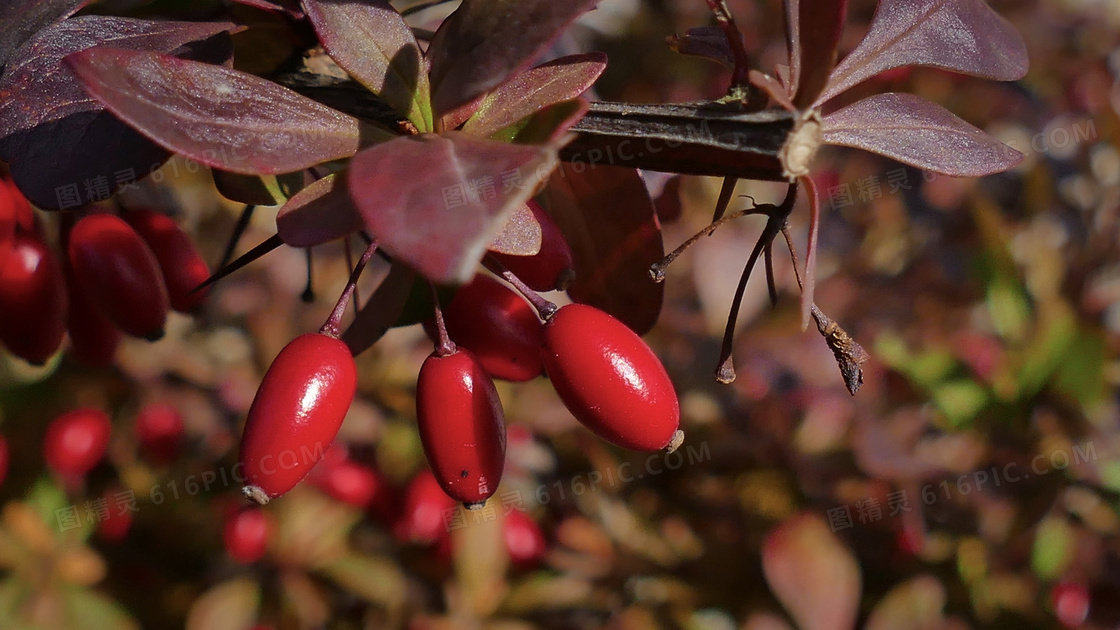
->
[463,54,604,139]
[65,48,386,175]
[762,512,861,630]
[873,334,956,390]
[501,575,597,615]
[931,379,988,428]
[1016,305,1077,399]
[542,164,665,334]
[865,575,947,630]
[1053,328,1106,405]
[341,262,417,355]
[276,173,364,247]
[347,131,558,283]
[0,578,26,621]
[213,169,305,205]
[318,554,407,609]
[184,579,260,630]
[63,586,141,630]
[426,0,600,118]
[302,0,431,131]
[26,478,71,531]
[494,98,589,146]
[1031,516,1074,581]
[986,278,1030,343]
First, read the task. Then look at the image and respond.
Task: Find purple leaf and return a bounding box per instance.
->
[821,93,1022,176]
[302,0,432,131]
[65,47,379,175]
[426,0,600,119]
[347,131,558,283]
[489,203,542,255]
[542,164,664,335]
[228,0,304,19]
[341,262,414,355]
[0,16,235,208]
[817,0,1028,106]
[789,0,847,109]
[0,0,89,68]
[462,53,605,139]
[749,69,795,111]
[277,173,365,247]
[667,26,735,68]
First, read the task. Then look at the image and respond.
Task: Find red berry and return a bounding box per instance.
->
[440,275,543,382]
[0,435,9,487]
[65,263,121,366]
[541,304,681,452]
[223,507,271,564]
[134,403,185,464]
[416,348,506,506]
[491,200,574,292]
[0,233,67,364]
[394,470,456,545]
[1051,582,1090,628]
[240,333,357,504]
[44,408,112,478]
[67,213,169,340]
[504,510,547,569]
[96,487,133,542]
[122,208,210,313]
[311,457,388,510]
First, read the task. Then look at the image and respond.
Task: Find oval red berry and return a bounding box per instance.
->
[240,333,357,504]
[0,233,67,365]
[416,349,506,506]
[441,275,543,382]
[44,408,112,478]
[394,470,456,545]
[223,507,271,564]
[134,402,185,464]
[122,208,210,313]
[541,304,680,452]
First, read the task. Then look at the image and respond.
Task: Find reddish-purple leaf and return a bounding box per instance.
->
[302,0,432,131]
[347,131,558,283]
[276,173,365,247]
[0,16,235,208]
[762,512,861,630]
[341,262,414,355]
[228,0,304,19]
[817,0,1028,106]
[66,48,379,175]
[821,93,1022,176]
[493,98,589,146]
[212,169,306,205]
[667,26,735,68]
[489,203,542,256]
[789,0,847,109]
[426,0,600,118]
[749,69,795,111]
[462,53,605,139]
[0,0,89,67]
[542,164,664,335]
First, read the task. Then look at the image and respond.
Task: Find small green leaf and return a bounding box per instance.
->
[1031,516,1074,581]
[931,379,988,428]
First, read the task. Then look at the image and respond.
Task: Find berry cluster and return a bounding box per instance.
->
[0,173,210,366]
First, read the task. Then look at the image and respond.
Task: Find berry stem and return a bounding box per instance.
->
[300,248,315,303]
[650,200,770,283]
[482,254,558,320]
[343,237,360,314]
[320,240,379,338]
[218,205,256,271]
[428,283,457,357]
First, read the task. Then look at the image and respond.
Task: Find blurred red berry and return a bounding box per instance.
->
[135,403,185,464]
[394,470,456,545]
[223,507,271,564]
[1051,581,1090,628]
[44,408,112,478]
[0,233,68,365]
[122,208,210,313]
[96,487,134,542]
[0,435,8,487]
[311,457,389,510]
[504,509,547,569]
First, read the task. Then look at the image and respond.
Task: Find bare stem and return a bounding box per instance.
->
[650,203,772,283]
[483,254,558,320]
[218,205,256,271]
[320,240,379,338]
[300,248,315,303]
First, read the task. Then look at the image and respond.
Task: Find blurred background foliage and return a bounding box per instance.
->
[2,0,1120,628]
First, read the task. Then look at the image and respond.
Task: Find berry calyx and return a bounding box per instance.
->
[0,233,68,365]
[540,304,682,452]
[122,208,211,313]
[67,213,170,340]
[44,408,112,478]
[439,275,544,382]
[223,506,272,564]
[491,200,574,292]
[134,402,185,464]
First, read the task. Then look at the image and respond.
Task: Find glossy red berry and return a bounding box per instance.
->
[416,348,506,506]
[0,233,67,364]
[65,263,121,366]
[394,470,456,545]
[122,208,210,313]
[491,200,574,292]
[134,402,185,464]
[240,333,357,504]
[440,275,543,382]
[223,507,271,564]
[504,510,547,569]
[541,304,681,452]
[68,213,169,340]
[44,408,112,478]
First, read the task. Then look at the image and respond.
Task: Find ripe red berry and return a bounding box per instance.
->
[240,333,357,504]
[122,208,210,313]
[1051,582,1090,628]
[223,506,272,564]
[96,487,133,542]
[67,213,169,340]
[0,233,67,364]
[416,348,506,506]
[440,275,543,382]
[491,200,574,292]
[311,457,389,510]
[394,470,456,545]
[134,402,185,464]
[504,509,547,569]
[65,264,121,366]
[541,304,681,452]
[44,408,112,478]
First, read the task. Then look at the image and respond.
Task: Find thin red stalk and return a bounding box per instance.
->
[428,283,456,356]
[320,240,379,338]
[482,254,558,320]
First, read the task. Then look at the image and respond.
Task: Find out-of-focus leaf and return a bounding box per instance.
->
[462,54,605,139]
[0,0,88,68]
[821,93,1023,176]
[1016,304,1077,399]
[762,512,861,630]
[426,0,600,118]
[789,0,847,109]
[1053,329,1106,405]
[184,578,260,630]
[1031,516,1074,581]
[272,489,359,568]
[501,575,596,615]
[302,0,431,131]
[865,575,947,630]
[542,164,664,334]
[494,98,589,146]
[63,587,141,630]
[452,506,508,615]
[817,0,1028,106]
[931,379,988,428]
[65,48,383,175]
[213,169,305,205]
[341,262,415,355]
[276,173,364,247]
[0,16,235,208]
[347,131,557,283]
[319,553,407,609]
[667,26,735,68]
[489,203,542,255]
